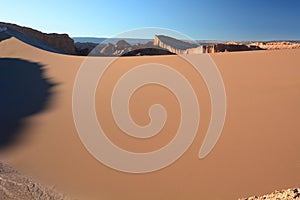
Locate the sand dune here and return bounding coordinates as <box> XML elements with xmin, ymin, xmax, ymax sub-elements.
<box><xmin>0</xmin><ymin>37</ymin><xmax>300</xmax><ymax>199</ymax></box>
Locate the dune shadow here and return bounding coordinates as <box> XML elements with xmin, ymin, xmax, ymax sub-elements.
<box><xmin>0</xmin><ymin>58</ymin><xmax>55</xmax><ymax>149</ymax></box>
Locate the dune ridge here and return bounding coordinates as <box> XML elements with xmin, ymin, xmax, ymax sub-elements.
<box><xmin>0</xmin><ymin>22</ymin><xmax>75</xmax><ymax>54</ymax></box>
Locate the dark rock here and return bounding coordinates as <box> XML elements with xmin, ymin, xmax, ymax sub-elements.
<box><xmin>122</xmin><ymin>47</ymin><xmax>174</xmax><ymax>56</ymax></box>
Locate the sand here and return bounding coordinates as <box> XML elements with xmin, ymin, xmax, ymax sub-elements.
<box><xmin>0</xmin><ymin>37</ymin><xmax>300</xmax><ymax>200</ymax></box>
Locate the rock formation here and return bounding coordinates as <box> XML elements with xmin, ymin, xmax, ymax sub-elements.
<box><xmin>99</xmin><ymin>43</ymin><xmax>116</xmax><ymax>56</ymax></box>
<box><xmin>3</xmin><ymin>22</ymin><xmax>299</xmax><ymax>56</ymax></box>
<box><xmin>113</xmin><ymin>40</ymin><xmax>132</xmax><ymax>55</ymax></box>
<box><xmin>115</xmin><ymin>40</ymin><xmax>131</xmax><ymax>50</ymax></box>
<box><xmin>122</xmin><ymin>48</ymin><xmax>175</xmax><ymax>56</ymax></box>
<box><xmin>207</xmin><ymin>43</ymin><xmax>252</xmax><ymax>53</ymax></box>
<box><xmin>74</xmin><ymin>42</ymin><xmax>98</xmax><ymax>56</ymax></box>
<box><xmin>248</xmin><ymin>41</ymin><xmax>300</xmax><ymax>50</ymax></box>
<box><xmin>0</xmin><ymin>22</ymin><xmax>75</xmax><ymax>54</ymax></box>
<box><xmin>0</xmin><ymin>162</ymin><xmax>70</xmax><ymax>199</ymax></box>
<box><xmin>154</xmin><ymin>35</ymin><xmax>204</xmax><ymax>54</ymax></box>
<box><xmin>239</xmin><ymin>188</ymin><xmax>300</xmax><ymax>200</ymax></box>
<box><xmin>76</xmin><ymin>39</ymin><xmax>174</xmax><ymax>56</ymax></box>
<box><xmin>154</xmin><ymin>35</ymin><xmax>300</xmax><ymax>54</ymax></box>
<box><xmin>154</xmin><ymin>35</ymin><xmax>254</xmax><ymax>54</ymax></box>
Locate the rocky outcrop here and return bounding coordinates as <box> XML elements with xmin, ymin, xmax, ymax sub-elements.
<box><xmin>214</xmin><ymin>43</ymin><xmax>251</xmax><ymax>52</ymax></box>
<box><xmin>122</xmin><ymin>48</ymin><xmax>175</xmax><ymax>56</ymax></box>
<box><xmin>76</xmin><ymin>39</ymin><xmax>173</xmax><ymax>56</ymax></box>
<box><xmin>0</xmin><ymin>26</ymin><xmax>7</xmax><ymax>32</ymax></box>
<box><xmin>0</xmin><ymin>162</ymin><xmax>70</xmax><ymax>199</ymax></box>
<box><xmin>75</xmin><ymin>42</ymin><xmax>98</xmax><ymax>56</ymax></box>
<box><xmin>154</xmin><ymin>35</ymin><xmax>254</xmax><ymax>54</ymax></box>
<box><xmin>115</xmin><ymin>40</ymin><xmax>131</xmax><ymax>50</ymax></box>
<box><xmin>248</xmin><ymin>41</ymin><xmax>300</xmax><ymax>50</ymax></box>
<box><xmin>204</xmin><ymin>43</ymin><xmax>264</xmax><ymax>53</ymax></box>
<box><xmin>114</xmin><ymin>40</ymin><xmax>132</xmax><ymax>55</ymax></box>
<box><xmin>84</xmin><ymin>35</ymin><xmax>268</xmax><ymax>56</ymax></box>
<box><xmin>2</xmin><ymin>22</ymin><xmax>299</xmax><ymax>55</ymax></box>
<box><xmin>154</xmin><ymin>35</ymin><xmax>300</xmax><ymax>54</ymax></box>
<box><xmin>239</xmin><ymin>188</ymin><xmax>300</xmax><ymax>200</ymax></box>
<box><xmin>0</xmin><ymin>22</ymin><xmax>75</xmax><ymax>54</ymax></box>
<box><xmin>154</xmin><ymin>35</ymin><xmax>204</xmax><ymax>54</ymax></box>
<box><xmin>203</xmin><ymin>45</ymin><xmax>215</xmax><ymax>53</ymax></box>
<box><xmin>99</xmin><ymin>43</ymin><xmax>116</xmax><ymax>56</ymax></box>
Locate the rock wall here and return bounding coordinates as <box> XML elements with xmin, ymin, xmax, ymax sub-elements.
<box><xmin>154</xmin><ymin>35</ymin><xmax>204</xmax><ymax>54</ymax></box>
<box><xmin>0</xmin><ymin>22</ymin><xmax>75</xmax><ymax>54</ymax></box>
<box><xmin>249</xmin><ymin>41</ymin><xmax>300</xmax><ymax>50</ymax></box>
<box><xmin>75</xmin><ymin>42</ymin><xmax>99</xmax><ymax>55</ymax></box>
<box><xmin>204</xmin><ymin>45</ymin><xmax>215</xmax><ymax>53</ymax></box>
<box><xmin>204</xmin><ymin>43</ymin><xmax>255</xmax><ymax>53</ymax></box>
<box><xmin>77</xmin><ymin>40</ymin><xmax>173</xmax><ymax>56</ymax></box>
<box><xmin>214</xmin><ymin>43</ymin><xmax>251</xmax><ymax>52</ymax></box>
<box><xmin>122</xmin><ymin>48</ymin><xmax>175</xmax><ymax>56</ymax></box>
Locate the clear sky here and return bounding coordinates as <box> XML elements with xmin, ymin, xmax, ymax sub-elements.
<box><xmin>1</xmin><ymin>0</ymin><xmax>299</xmax><ymax>40</ymax></box>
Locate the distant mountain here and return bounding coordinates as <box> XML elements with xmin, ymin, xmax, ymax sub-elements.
<box><xmin>75</xmin><ymin>39</ymin><xmax>174</xmax><ymax>56</ymax></box>
<box><xmin>73</xmin><ymin>37</ymin><xmax>153</xmax><ymax>45</ymax></box>
<box><xmin>196</xmin><ymin>40</ymin><xmax>229</xmax><ymax>45</ymax></box>
<box><xmin>72</xmin><ymin>37</ymin><xmax>106</xmax><ymax>44</ymax></box>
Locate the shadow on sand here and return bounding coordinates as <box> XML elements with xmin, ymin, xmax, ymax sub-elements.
<box><xmin>0</xmin><ymin>58</ymin><xmax>55</xmax><ymax>149</ymax></box>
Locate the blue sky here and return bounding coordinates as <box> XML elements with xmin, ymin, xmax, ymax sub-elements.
<box><xmin>1</xmin><ymin>0</ymin><xmax>300</xmax><ymax>40</ymax></box>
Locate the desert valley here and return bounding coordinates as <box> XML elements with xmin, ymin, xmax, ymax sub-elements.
<box><xmin>0</xmin><ymin>21</ymin><xmax>300</xmax><ymax>200</ymax></box>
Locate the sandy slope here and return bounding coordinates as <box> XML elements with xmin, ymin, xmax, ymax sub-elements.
<box><xmin>0</xmin><ymin>37</ymin><xmax>300</xmax><ymax>200</ymax></box>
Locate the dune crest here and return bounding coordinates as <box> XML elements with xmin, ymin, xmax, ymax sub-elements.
<box><xmin>0</xmin><ymin>22</ymin><xmax>75</xmax><ymax>54</ymax></box>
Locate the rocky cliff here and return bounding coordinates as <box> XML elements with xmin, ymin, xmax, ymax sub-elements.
<box><xmin>74</xmin><ymin>42</ymin><xmax>98</xmax><ymax>55</ymax></box>
<box><xmin>0</xmin><ymin>22</ymin><xmax>75</xmax><ymax>54</ymax></box>
<box><xmin>204</xmin><ymin>43</ymin><xmax>252</xmax><ymax>53</ymax></box>
<box><xmin>4</xmin><ymin>22</ymin><xmax>299</xmax><ymax>56</ymax></box>
<box><xmin>248</xmin><ymin>41</ymin><xmax>300</xmax><ymax>50</ymax></box>
<box><xmin>154</xmin><ymin>35</ymin><xmax>300</xmax><ymax>54</ymax></box>
<box><xmin>76</xmin><ymin>40</ymin><xmax>173</xmax><ymax>56</ymax></box>
<box><xmin>154</xmin><ymin>35</ymin><xmax>204</xmax><ymax>54</ymax></box>
<box><xmin>154</xmin><ymin>35</ymin><xmax>252</xmax><ymax>54</ymax></box>
<box><xmin>122</xmin><ymin>47</ymin><xmax>175</xmax><ymax>56</ymax></box>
